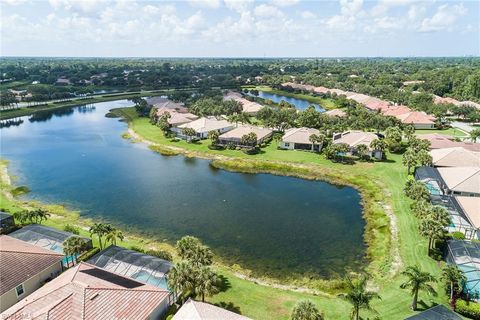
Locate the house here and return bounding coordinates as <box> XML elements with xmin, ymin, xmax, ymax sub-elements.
<box><xmin>404</xmin><ymin>304</ymin><xmax>461</xmax><ymax>320</ymax></box>
<box><xmin>417</xmin><ymin>133</ymin><xmax>480</xmax><ymax>152</ymax></box>
<box><xmin>402</xmin><ymin>80</ymin><xmax>425</xmax><ymax>86</ymax></box>
<box><xmin>146</xmin><ymin>96</ymin><xmax>188</xmax><ymax>113</ymax></box>
<box><xmin>156</xmin><ymin>108</ymin><xmax>199</xmax><ymax>127</ymax></box>
<box><xmin>0</xmin><ymin>212</ymin><xmax>15</xmax><ymax>234</ymax></box>
<box><xmin>430</xmin><ymin>147</ymin><xmax>480</xmax><ymax>168</ymax></box>
<box><xmin>459</xmin><ymin>101</ymin><xmax>480</xmax><ymax>110</ymax></box>
<box><xmin>382</xmin><ymin>105</ymin><xmax>412</xmax><ymax>117</ymax></box>
<box><xmin>223</xmin><ymin>91</ymin><xmax>263</xmax><ymax>114</ymax></box>
<box><xmin>446</xmin><ymin>239</ymin><xmax>480</xmax><ymax>299</ymax></box>
<box><xmin>454</xmin><ymin>196</ymin><xmax>480</xmax><ymax>239</ymax></box>
<box><xmin>0</xmin><ymin>235</ymin><xmax>64</xmax><ymax>312</ymax></box>
<box><xmin>332</xmin><ymin>130</ymin><xmax>383</xmax><ymax>159</ymax></box>
<box><xmin>437</xmin><ymin>167</ymin><xmax>480</xmax><ymax>197</ymax></box>
<box><xmin>324</xmin><ymin>109</ymin><xmax>346</xmax><ymax>117</ymax></box>
<box><xmin>218</xmin><ymin>125</ymin><xmax>273</xmax><ymax>147</ymax></box>
<box><xmin>173</xmin><ymin>117</ymin><xmax>234</xmax><ymax>139</ymax></box>
<box><xmin>434</xmin><ymin>95</ymin><xmax>460</xmax><ymax>106</ymax></box>
<box><xmin>173</xmin><ymin>298</ymin><xmax>251</xmax><ymax>320</ymax></box>
<box><xmin>280</xmin><ymin>127</ymin><xmax>322</xmax><ymax>151</ymax></box>
<box><xmin>55</xmin><ymin>78</ymin><xmax>71</xmax><ymax>85</ymax></box>
<box><xmin>1</xmin><ymin>262</ymin><xmax>172</xmax><ymax>319</ymax></box>
<box><xmin>395</xmin><ymin>111</ymin><xmax>436</xmax><ymax>129</ymax></box>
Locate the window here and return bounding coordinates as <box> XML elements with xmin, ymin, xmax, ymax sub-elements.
<box><xmin>284</xmin><ymin>143</ymin><xmax>290</xmax><ymax>147</ymax></box>
<box><xmin>15</xmin><ymin>284</ymin><xmax>24</xmax><ymax>297</ymax></box>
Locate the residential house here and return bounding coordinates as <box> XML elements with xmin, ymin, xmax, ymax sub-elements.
<box><xmin>437</xmin><ymin>167</ymin><xmax>480</xmax><ymax>197</ymax></box>
<box><xmin>173</xmin><ymin>117</ymin><xmax>234</xmax><ymax>139</ymax></box>
<box><xmin>218</xmin><ymin>125</ymin><xmax>273</xmax><ymax>146</ymax></box>
<box><xmin>332</xmin><ymin>130</ymin><xmax>383</xmax><ymax>159</ymax></box>
<box><xmin>224</xmin><ymin>91</ymin><xmax>263</xmax><ymax>114</ymax></box>
<box><xmin>430</xmin><ymin>147</ymin><xmax>480</xmax><ymax>168</ymax></box>
<box><xmin>146</xmin><ymin>97</ymin><xmax>188</xmax><ymax>113</ymax></box>
<box><xmin>0</xmin><ymin>212</ymin><xmax>15</xmax><ymax>234</ymax></box>
<box><xmin>156</xmin><ymin>108</ymin><xmax>198</xmax><ymax>127</ymax></box>
<box><xmin>280</xmin><ymin>127</ymin><xmax>322</xmax><ymax>151</ymax></box>
<box><xmin>55</xmin><ymin>78</ymin><xmax>71</xmax><ymax>85</ymax></box>
<box><xmin>459</xmin><ymin>101</ymin><xmax>480</xmax><ymax>110</ymax></box>
<box><xmin>402</xmin><ymin>80</ymin><xmax>425</xmax><ymax>86</ymax></box>
<box><xmin>324</xmin><ymin>109</ymin><xmax>346</xmax><ymax>117</ymax></box>
<box><xmin>454</xmin><ymin>196</ymin><xmax>480</xmax><ymax>239</ymax></box>
<box><xmin>0</xmin><ymin>235</ymin><xmax>64</xmax><ymax>312</ymax></box>
<box><xmin>418</xmin><ymin>133</ymin><xmax>480</xmax><ymax>152</ymax></box>
<box><xmin>1</xmin><ymin>262</ymin><xmax>172</xmax><ymax>319</ymax></box>
<box><xmin>173</xmin><ymin>298</ymin><xmax>251</xmax><ymax>320</ymax></box>
<box><xmin>434</xmin><ymin>95</ymin><xmax>460</xmax><ymax>106</ymax></box>
<box><xmin>394</xmin><ymin>111</ymin><xmax>436</xmax><ymax>129</ymax></box>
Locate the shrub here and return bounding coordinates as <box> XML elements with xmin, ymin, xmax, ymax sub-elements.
<box><xmin>451</xmin><ymin>231</ymin><xmax>466</xmax><ymax>240</ymax></box>
<box><xmin>78</xmin><ymin>247</ymin><xmax>100</xmax><ymax>262</ymax></box>
<box><xmin>456</xmin><ymin>299</ymin><xmax>480</xmax><ymax>319</ymax></box>
<box><xmin>226</xmin><ymin>142</ymin><xmax>236</xmax><ymax>150</ymax></box>
<box><xmin>145</xmin><ymin>249</ymin><xmax>173</xmax><ymax>261</ymax></box>
<box><xmin>64</xmin><ymin>224</ymin><xmax>80</xmax><ymax>235</ymax></box>
<box><xmin>242</xmin><ymin>147</ymin><xmax>258</xmax><ymax>155</ymax></box>
<box><xmin>130</xmin><ymin>245</ymin><xmax>145</xmax><ymax>253</ymax></box>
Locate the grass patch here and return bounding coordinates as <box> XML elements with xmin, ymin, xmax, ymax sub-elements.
<box><xmin>11</xmin><ymin>185</ymin><xmax>30</xmax><ymax>196</ymax></box>
<box><xmin>149</xmin><ymin>145</ymin><xmax>180</xmax><ymax>156</ymax></box>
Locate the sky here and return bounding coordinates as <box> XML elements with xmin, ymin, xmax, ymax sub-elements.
<box><xmin>1</xmin><ymin>0</ymin><xmax>479</xmax><ymax>57</ymax></box>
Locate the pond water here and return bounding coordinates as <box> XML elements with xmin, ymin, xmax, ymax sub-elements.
<box><xmin>0</xmin><ymin>100</ymin><xmax>365</xmax><ymax>278</ymax></box>
<box><xmin>248</xmin><ymin>91</ymin><xmax>325</xmax><ymax>112</ymax></box>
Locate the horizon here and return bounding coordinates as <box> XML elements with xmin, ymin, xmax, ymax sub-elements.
<box><xmin>2</xmin><ymin>0</ymin><xmax>479</xmax><ymax>57</ymax></box>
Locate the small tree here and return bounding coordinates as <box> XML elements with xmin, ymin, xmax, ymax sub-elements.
<box><xmin>419</xmin><ymin>217</ymin><xmax>448</xmax><ymax>253</ymax></box>
<box><xmin>404</xmin><ymin>180</ymin><xmax>430</xmax><ymax>201</ymax></box>
<box><xmin>400</xmin><ymin>265</ymin><xmax>437</xmax><ymax>311</ymax></box>
<box><xmin>442</xmin><ymin>264</ymin><xmax>466</xmax><ymax>301</ymax></box>
<box><xmin>207</xmin><ymin>130</ymin><xmax>220</xmax><ymax>146</ymax></box>
<box><xmin>157</xmin><ymin>113</ymin><xmax>171</xmax><ymax>133</ymax></box>
<box><xmin>470</xmin><ymin>128</ymin><xmax>480</xmax><ymax>142</ymax></box>
<box><xmin>240</xmin><ymin>132</ymin><xmax>258</xmax><ymax>147</ymax></box>
<box><xmin>105</xmin><ymin>228</ymin><xmax>124</xmax><ymax>246</ymax></box>
<box><xmin>291</xmin><ymin>300</ymin><xmax>323</xmax><ymax>320</ymax></box>
<box><xmin>63</xmin><ymin>236</ymin><xmax>88</xmax><ymax>265</ymax></box>
<box><xmin>417</xmin><ymin>149</ymin><xmax>433</xmax><ymax>167</ymax></box>
<box><xmin>369</xmin><ymin>139</ymin><xmax>387</xmax><ymax>159</ymax></box>
<box><xmin>402</xmin><ymin>148</ymin><xmax>417</xmax><ymax>174</ymax></box>
<box><xmin>89</xmin><ymin>223</ymin><xmax>113</xmax><ymax>249</ymax></box>
<box><xmin>30</xmin><ymin>209</ymin><xmax>50</xmax><ymax>224</ymax></box>
<box><xmin>167</xmin><ymin>261</ymin><xmax>195</xmax><ymax>304</ymax></box>
<box><xmin>341</xmin><ymin>275</ymin><xmax>381</xmax><ymax>320</ymax></box>
<box><xmin>195</xmin><ymin>266</ymin><xmax>220</xmax><ymax>302</ymax></box>
<box><xmin>182</xmin><ymin>127</ymin><xmax>197</xmax><ymax>143</ymax></box>
<box><xmin>355</xmin><ymin>144</ymin><xmax>370</xmax><ymax>161</ymax></box>
<box><xmin>176</xmin><ymin>235</ymin><xmax>213</xmax><ymax>267</ymax></box>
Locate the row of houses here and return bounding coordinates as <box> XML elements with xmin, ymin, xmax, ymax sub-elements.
<box><xmin>223</xmin><ymin>91</ymin><xmax>264</xmax><ymax>114</ymax></box>
<box><xmin>434</xmin><ymin>95</ymin><xmax>480</xmax><ymax>110</ymax></box>
<box><xmin>0</xmin><ymin>218</ymin><xmax>251</xmax><ymax>319</ymax></box>
<box><xmin>282</xmin><ymin>82</ymin><xmax>437</xmax><ymax>129</ymax></box>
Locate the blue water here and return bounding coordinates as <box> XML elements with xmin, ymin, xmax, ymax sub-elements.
<box><xmin>0</xmin><ymin>100</ymin><xmax>365</xmax><ymax>278</ymax></box>
<box><xmin>247</xmin><ymin>91</ymin><xmax>325</xmax><ymax>111</ymax></box>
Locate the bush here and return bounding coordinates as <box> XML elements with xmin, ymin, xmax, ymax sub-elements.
<box><xmin>452</xmin><ymin>231</ymin><xmax>466</xmax><ymax>240</ymax></box>
<box><xmin>226</xmin><ymin>142</ymin><xmax>236</xmax><ymax>150</ymax></box>
<box><xmin>130</xmin><ymin>245</ymin><xmax>145</xmax><ymax>253</ymax></box>
<box><xmin>456</xmin><ymin>299</ymin><xmax>480</xmax><ymax>319</ymax></box>
<box><xmin>78</xmin><ymin>247</ymin><xmax>100</xmax><ymax>262</ymax></box>
<box><xmin>145</xmin><ymin>249</ymin><xmax>173</xmax><ymax>261</ymax></box>
<box><xmin>64</xmin><ymin>224</ymin><xmax>80</xmax><ymax>235</ymax></box>
<box><xmin>242</xmin><ymin>147</ymin><xmax>258</xmax><ymax>155</ymax></box>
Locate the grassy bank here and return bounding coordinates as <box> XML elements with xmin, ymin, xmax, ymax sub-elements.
<box><xmin>247</xmin><ymin>85</ymin><xmax>338</xmax><ymax>110</ymax></box>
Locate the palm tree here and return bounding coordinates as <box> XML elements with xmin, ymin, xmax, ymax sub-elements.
<box><xmin>340</xmin><ymin>276</ymin><xmax>381</xmax><ymax>320</ymax></box>
<box><xmin>355</xmin><ymin>144</ymin><xmax>370</xmax><ymax>160</ymax></box>
<box><xmin>182</xmin><ymin>127</ymin><xmax>197</xmax><ymax>143</ymax></box>
<box><xmin>89</xmin><ymin>223</ymin><xmax>113</xmax><ymax>249</ymax></box>
<box><xmin>291</xmin><ymin>300</ymin><xmax>323</xmax><ymax>320</ymax></box>
<box><xmin>402</xmin><ymin>148</ymin><xmax>417</xmax><ymax>174</ymax></box>
<box><xmin>469</xmin><ymin>128</ymin><xmax>480</xmax><ymax>142</ymax></box>
<box><xmin>417</xmin><ymin>149</ymin><xmax>433</xmax><ymax>167</ymax></box>
<box><xmin>400</xmin><ymin>265</ymin><xmax>437</xmax><ymax>310</ymax></box>
<box><xmin>105</xmin><ymin>228</ymin><xmax>124</xmax><ymax>246</ymax></box>
<box><xmin>167</xmin><ymin>261</ymin><xmax>195</xmax><ymax>304</ymax></box>
<box><xmin>207</xmin><ymin>130</ymin><xmax>220</xmax><ymax>145</ymax></box>
<box><xmin>63</xmin><ymin>236</ymin><xmax>87</xmax><ymax>265</ymax></box>
<box><xmin>13</xmin><ymin>210</ymin><xmax>30</xmax><ymax>224</ymax></box>
<box><xmin>31</xmin><ymin>209</ymin><xmax>50</xmax><ymax>224</ymax></box>
<box><xmin>369</xmin><ymin>139</ymin><xmax>386</xmax><ymax>159</ymax></box>
<box><xmin>195</xmin><ymin>266</ymin><xmax>220</xmax><ymax>302</ymax></box>
<box><xmin>442</xmin><ymin>264</ymin><xmax>466</xmax><ymax>301</ymax></box>
<box><xmin>419</xmin><ymin>217</ymin><xmax>445</xmax><ymax>253</ymax></box>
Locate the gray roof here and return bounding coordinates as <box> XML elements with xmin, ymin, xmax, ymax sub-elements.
<box><xmin>404</xmin><ymin>305</ymin><xmax>461</xmax><ymax>320</ymax></box>
<box><xmin>0</xmin><ymin>211</ymin><xmax>13</xmax><ymax>221</ymax></box>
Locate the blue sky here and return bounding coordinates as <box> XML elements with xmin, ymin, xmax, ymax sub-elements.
<box><xmin>1</xmin><ymin>0</ymin><xmax>479</xmax><ymax>57</ymax></box>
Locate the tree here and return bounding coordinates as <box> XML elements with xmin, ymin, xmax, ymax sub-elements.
<box><xmin>89</xmin><ymin>223</ymin><xmax>113</xmax><ymax>249</ymax></box>
<box><xmin>402</xmin><ymin>148</ymin><xmax>417</xmax><ymax>174</ymax></box>
<box><xmin>340</xmin><ymin>275</ymin><xmax>381</xmax><ymax>320</ymax></box>
<box><xmin>30</xmin><ymin>209</ymin><xmax>50</xmax><ymax>224</ymax></box>
<box><xmin>355</xmin><ymin>144</ymin><xmax>370</xmax><ymax>161</ymax></box>
<box><xmin>417</xmin><ymin>149</ymin><xmax>433</xmax><ymax>167</ymax></box>
<box><xmin>408</xmin><ymin>137</ymin><xmax>430</xmax><ymax>153</ymax></box>
<box><xmin>176</xmin><ymin>236</ymin><xmax>213</xmax><ymax>267</ymax></box>
<box><xmin>400</xmin><ymin>265</ymin><xmax>437</xmax><ymax>311</ymax></box>
<box><xmin>63</xmin><ymin>236</ymin><xmax>88</xmax><ymax>265</ymax></box>
<box><xmin>195</xmin><ymin>266</ymin><xmax>220</xmax><ymax>302</ymax></box>
<box><xmin>105</xmin><ymin>228</ymin><xmax>124</xmax><ymax>246</ymax></box>
<box><xmin>291</xmin><ymin>300</ymin><xmax>323</xmax><ymax>320</ymax></box>
<box><xmin>470</xmin><ymin>128</ymin><xmax>480</xmax><ymax>142</ymax></box>
<box><xmin>385</xmin><ymin>126</ymin><xmax>403</xmax><ymax>152</ymax></box>
<box><xmin>442</xmin><ymin>264</ymin><xmax>466</xmax><ymax>301</ymax></box>
<box><xmin>404</xmin><ymin>180</ymin><xmax>430</xmax><ymax>201</ymax></box>
<box><xmin>241</xmin><ymin>132</ymin><xmax>258</xmax><ymax>147</ymax></box>
<box><xmin>182</xmin><ymin>127</ymin><xmax>197</xmax><ymax>143</ymax></box>
<box><xmin>410</xmin><ymin>200</ymin><xmax>430</xmax><ymax>218</ymax></box>
<box><xmin>369</xmin><ymin>139</ymin><xmax>387</xmax><ymax>159</ymax></box>
<box><xmin>419</xmin><ymin>216</ymin><xmax>448</xmax><ymax>253</ymax></box>
<box><xmin>157</xmin><ymin>112</ymin><xmax>171</xmax><ymax>133</ymax></box>
<box><xmin>207</xmin><ymin>130</ymin><xmax>220</xmax><ymax>146</ymax></box>
<box><xmin>13</xmin><ymin>210</ymin><xmax>30</xmax><ymax>224</ymax></box>
<box><xmin>167</xmin><ymin>261</ymin><xmax>195</xmax><ymax>304</ymax></box>
<box><xmin>309</xmin><ymin>134</ymin><xmax>324</xmax><ymax>152</ymax></box>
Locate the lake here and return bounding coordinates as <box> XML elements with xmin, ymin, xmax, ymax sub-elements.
<box><xmin>0</xmin><ymin>100</ymin><xmax>365</xmax><ymax>278</ymax></box>
<box><xmin>248</xmin><ymin>91</ymin><xmax>325</xmax><ymax>112</ymax></box>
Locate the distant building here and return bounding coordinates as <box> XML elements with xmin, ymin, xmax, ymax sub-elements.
<box><xmin>173</xmin><ymin>117</ymin><xmax>234</xmax><ymax>139</ymax></box>
<box><xmin>55</xmin><ymin>78</ymin><xmax>71</xmax><ymax>85</ymax></box>
<box><xmin>279</xmin><ymin>127</ymin><xmax>322</xmax><ymax>151</ymax></box>
<box><xmin>146</xmin><ymin>96</ymin><xmax>188</xmax><ymax>113</ymax></box>
<box><xmin>417</xmin><ymin>133</ymin><xmax>480</xmax><ymax>152</ymax></box>
<box><xmin>402</xmin><ymin>80</ymin><xmax>425</xmax><ymax>86</ymax></box>
<box><xmin>332</xmin><ymin>130</ymin><xmax>383</xmax><ymax>159</ymax></box>
<box><xmin>218</xmin><ymin>125</ymin><xmax>273</xmax><ymax>147</ymax></box>
<box><xmin>433</xmin><ymin>95</ymin><xmax>460</xmax><ymax>106</ymax></box>
<box><xmin>430</xmin><ymin>147</ymin><xmax>480</xmax><ymax>168</ymax></box>
<box><xmin>324</xmin><ymin>109</ymin><xmax>346</xmax><ymax>117</ymax></box>
<box><xmin>2</xmin><ymin>262</ymin><xmax>172</xmax><ymax>319</ymax></box>
<box><xmin>394</xmin><ymin>111</ymin><xmax>436</xmax><ymax>129</ymax></box>
<box><xmin>173</xmin><ymin>298</ymin><xmax>251</xmax><ymax>320</ymax></box>
<box><xmin>0</xmin><ymin>235</ymin><xmax>64</xmax><ymax>312</ymax></box>
<box><xmin>156</xmin><ymin>108</ymin><xmax>199</xmax><ymax>127</ymax></box>
<box><xmin>223</xmin><ymin>91</ymin><xmax>263</xmax><ymax>114</ymax></box>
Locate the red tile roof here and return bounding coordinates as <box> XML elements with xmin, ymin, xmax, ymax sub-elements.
<box><xmin>0</xmin><ymin>236</ymin><xmax>64</xmax><ymax>296</ymax></box>
<box><xmin>2</xmin><ymin>262</ymin><xmax>171</xmax><ymax>320</ymax></box>
<box><xmin>395</xmin><ymin>111</ymin><xmax>436</xmax><ymax>125</ymax></box>
<box><xmin>417</xmin><ymin>134</ymin><xmax>480</xmax><ymax>152</ymax></box>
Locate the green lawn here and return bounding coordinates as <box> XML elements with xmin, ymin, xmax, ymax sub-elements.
<box><xmin>415</xmin><ymin>127</ymin><xmax>469</xmax><ymax>138</ymax></box>
<box><xmin>0</xmin><ymin>109</ymin><xmax>451</xmax><ymax>319</ymax></box>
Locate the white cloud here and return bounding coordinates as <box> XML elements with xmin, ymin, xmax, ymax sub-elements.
<box><xmin>419</xmin><ymin>4</ymin><xmax>467</xmax><ymax>32</ymax></box>
<box><xmin>269</xmin><ymin>0</ymin><xmax>300</xmax><ymax>7</ymax></box>
<box><xmin>48</xmin><ymin>0</ymin><xmax>104</xmax><ymax>12</ymax></box>
<box><xmin>189</xmin><ymin>0</ymin><xmax>221</xmax><ymax>9</ymax></box>
<box><xmin>2</xmin><ymin>0</ymin><xmax>27</xmax><ymax>5</ymax></box>
<box><xmin>324</xmin><ymin>0</ymin><xmax>364</xmax><ymax>32</ymax></box>
<box><xmin>300</xmin><ymin>10</ymin><xmax>316</xmax><ymax>19</ymax></box>
<box><xmin>254</xmin><ymin>4</ymin><xmax>284</xmax><ymax>18</ymax></box>
<box><xmin>224</xmin><ymin>0</ymin><xmax>254</xmax><ymax>13</ymax></box>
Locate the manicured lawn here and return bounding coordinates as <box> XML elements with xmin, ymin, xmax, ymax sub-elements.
<box><xmin>0</xmin><ymin>110</ymin><xmax>450</xmax><ymax>319</ymax></box>
<box><xmin>415</xmin><ymin>127</ymin><xmax>469</xmax><ymax>138</ymax></box>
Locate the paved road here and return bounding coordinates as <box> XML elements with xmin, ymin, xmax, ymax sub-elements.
<box><xmin>451</xmin><ymin>121</ymin><xmax>475</xmax><ymax>133</ymax></box>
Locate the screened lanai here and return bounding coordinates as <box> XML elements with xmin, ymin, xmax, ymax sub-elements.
<box><xmin>431</xmin><ymin>195</ymin><xmax>477</xmax><ymax>239</ymax></box>
<box><xmin>88</xmin><ymin>245</ymin><xmax>172</xmax><ymax>290</ymax></box>
<box><xmin>446</xmin><ymin>240</ymin><xmax>480</xmax><ymax>299</ymax></box>
<box><xmin>414</xmin><ymin>166</ymin><xmax>444</xmax><ymax>196</ymax></box>
<box><xmin>9</xmin><ymin>224</ymin><xmax>92</xmax><ymax>254</ymax></box>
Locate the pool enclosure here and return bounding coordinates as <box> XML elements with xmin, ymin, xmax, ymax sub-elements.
<box><xmin>88</xmin><ymin>245</ymin><xmax>172</xmax><ymax>290</ymax></box>
<box><xmin>431</xmin><ymin>195</ymin><xmax>477</xmax><ymax>239</ymax></box>
<box><xmin>0</xmin><ymin>211</ymin><xmax>15</xmax><ymax>234</ymax></box>
<box><xmin>414</xmin><ymin>166</ymin><xmax>444</xmax><ymax>196</ymax></box>
<box><xmin>446</xmin><ymin>240</ymin><xmax>480</xmax><ymax>299</ymax></box>
<box><xmin>9</xmin><ymin>224</ymin><xmax>92</xmax><ymax>260</ymax></box>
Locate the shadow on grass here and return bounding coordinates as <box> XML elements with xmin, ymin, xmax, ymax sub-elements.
<box><xmin>416</xmin><ymin>300</ymin><xmax>439</xmax><ymax>311</ymax></box>
<box><xmin>217</xmin><ymin>274</ymin><xmax>232</xmax><ymax>293</ymax></box>
<box><xmin>214</xmin><ymin>301</ymin><xmax>242</xmax><ymax>315</ymax></box>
